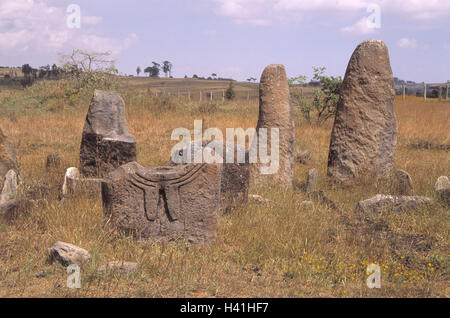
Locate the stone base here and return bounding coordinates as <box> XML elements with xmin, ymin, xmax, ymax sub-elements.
<box><xmin>80</xmin><ymin>134</ymin><xmax>137</xmax><ymax>178</ymax></box>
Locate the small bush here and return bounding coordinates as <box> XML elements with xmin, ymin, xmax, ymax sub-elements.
<box><xmin>225</xmin><ymin>81</ymin><xmax>235</xmax><ymax>100</ymax></box>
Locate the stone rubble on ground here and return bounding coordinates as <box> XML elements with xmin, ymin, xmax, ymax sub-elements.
<box><xmin>356</xmin><ymin>194</ymin><xmax>433</xmax><ymax>214</ymax></box>
<box><xmin>47</xmin><ymin>242</ymin><xmax>91</xmax><ymax>266</ymax></box>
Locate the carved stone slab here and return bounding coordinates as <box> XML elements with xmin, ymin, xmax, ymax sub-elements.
<box><xmin>102</xmin><ymin>162</ymin><xmax>221</xmax><ymax>244</ymax></box>
<box><xmin>170</xmin><ymin>140</ymin><xmax>250</xmax><ymax>212</ymax></box>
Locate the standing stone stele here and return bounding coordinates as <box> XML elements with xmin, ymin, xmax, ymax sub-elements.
<box><xmin>327</xmin><ymin>40</ymin><xmax>397</xmax><ymax>184</ymax></box>
<box><xmin>0</xmin><ymin>170</ymin><xmax>18</xmax><ymax>204</ymax></box>
<box><xmin>80</xmin><ymin>90</ymin><xmax>137</xmax><ymax>178</ymax></box>
<box><xmin>0</xmin><ymin>127</ymin><xmax>19</xmax><ymax>185</ymax></box>
<box><xmin>251</xmin><ymin>64</ymin><xmax>294</xmax><ymax>188</ymax></box>
<box><xmin>102</xmin><ymin>162</ymin><xmax>221</xmax><ymax>244</ymax></box>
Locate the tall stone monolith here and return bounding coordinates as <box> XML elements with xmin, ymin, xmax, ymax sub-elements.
<box><xmin>251</xmin><ymin>64</ymin><xmax>294</xmax><ymax>188</ymax></box>
<box><xmin>327</xmin><ymin>40</ymin><xmax>397</xmax><ymax>184</ymax></box>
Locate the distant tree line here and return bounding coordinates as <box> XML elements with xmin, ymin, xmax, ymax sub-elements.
<box><xmin>137</xmin><ymin>61</ymin><xmax>173</xmax><ymax>78</ymax></box>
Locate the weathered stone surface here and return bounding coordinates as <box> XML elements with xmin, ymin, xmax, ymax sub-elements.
<box><xmin>0</xmin><ymin>198</ymin><xmax>32</xmax><ymax>223</ymax></box>
<box><xmin>170</xmin><ymin>140</ymin><xmax>250</xmax><ymax>212</ymax></box>
<box><xmin>306</xmin><ymin>168</ymin><xmax>318</xmax><ymax>193</ymax></box>
<box><xmin>46</xmin><ymin>152</ymin><xmax>61</xmax><ymax>170</ymax></box>
<box><xmin>62</xmin><ymin>167</ymin><xmax>103</xmax><ymax>197</ymax></box>
<box><xmin>299</xmin><ymin>201</ymin><xmax>315</xmax><ymax>211</ymax></box>
<box><xmin>393</xmin><ymin>170</ymin><xmax>414</xmax><ymax>195</ymax></box>
<box><xmin>435</xmin><ymin>176</ymin><xmax>450</xmax><ymax>207</ymax></box>
<box><xmin>47</xmin><ymin>242</ymin><xmax>91</xmax><ymax>266</ymax></box>
<box><xmin>327</xmin><ymin>40</ymin><xmax>397</xmax><ymax>184</ymax></box>
<box><xmin>80</xmin><ymin>90</ymin><xmax>137</xmax><ymax>178</ymax></box>
<box><xmin>356</xmin><ymin>194</ymin><xmax>432</xmax><ymax>214</ymax></box>
<box><xmin>97</xmin><ymin>261</ymin><xmax>139</xmax><ymax>275</ymax></box>
<box><xmin>102</xmin><ymin>162</ymin><xmax>221</xmax><ymax>244</ymax></box>
<box><xmin>0</xmin><ymin>170</ymin><xmax>18</xmax><ymax>204</ymax></box>
<box><xmin>251</xmin><ymin>64</ymin><xmax>294</xmax><ymax>188</ymax></box>
<box><xmin>0</xmin><ymin>127</ymin><xmax>19</xmax><ymax>185</ymax></box>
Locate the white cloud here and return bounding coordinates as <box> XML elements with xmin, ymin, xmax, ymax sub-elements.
<box><xmin>212</xmin><ymin>0</ymin><xmax>450</xmax><ymax>26</ymax></box>
<box><xmin>340</xmin><ymin>17</ymin><xmax>377</xmax><ymax>35</ymax></box>
<box><xmin>397</xmin><ymin>38</ymin><xmax>428</xmax><ymax>49</ymax></box>
<box><xmin>0</xmin><ymin>0</ymin><xmax>136</xmax><ymax>57</ymax></box>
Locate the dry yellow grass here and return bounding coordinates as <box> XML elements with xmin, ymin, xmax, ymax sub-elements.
<box><xmin>0</xmin><ymin>82</ymin><xmax>448</xmax><ymax>298</ymax></box>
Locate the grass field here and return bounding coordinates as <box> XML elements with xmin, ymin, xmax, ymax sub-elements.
<box><xmin>0</xmin><ymin>77</ymin><xmax>448</xmax><ymax>298</ymax></box>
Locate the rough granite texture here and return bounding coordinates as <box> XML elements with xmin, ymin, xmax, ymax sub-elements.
<box><xmin>169</xmin><ymin>140</ymin><xmax>250</xmax><ymax>212</ymax></box>
<box><xmin>327</xmin><ymin>40</ymin><xmax>397</xmax><ymax>184</ymax></box>
<box><xmin>102</xmin><ymin>162</ymin><xmax>221</xmax><ymax>244</ymax></box>
<box><xmin>80</xmin><ymin>90</ymin><xmax>137</xmax><ymax>178</ymax></box>
<box><xmin>251</xmin><ymin>64</ymin><xmax>294</xmax><ymax>188</ymax></box>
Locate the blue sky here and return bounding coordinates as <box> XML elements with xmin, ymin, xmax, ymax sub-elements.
<box><xmin>0</xmin><ymin>0</ymin><xmax>449</xmax><ymax>82</ymax></box>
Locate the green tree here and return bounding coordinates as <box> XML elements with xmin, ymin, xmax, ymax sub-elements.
<box><xmin>144</xmin><ymin>62</ymin><xmax>161</xmax><ymax>78</ymax></box>
<box><xmin>311</xmin><ymin>67</ymin><xmax>342</xmax><ymax>124</ymax></box>
<box><xmin>162</xmin><ymin>61</ymin><xmax>173</xmax><ymax>78</ymax></box>
<box><xmin>136</xmin><ymin>66</ymin><xmax>141</xmax><ymax>76</ymax></box>
<box><xmin>21</xmin><ymin>64</ymin><xmax>32</xmax><ymax>77</ymax></box>
<box><xmin>289</xmin><ymin>67</ymin><xmax>342</xmax><ymax>125</ymax></box>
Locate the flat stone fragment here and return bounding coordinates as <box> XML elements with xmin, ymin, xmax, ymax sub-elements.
<box><xmin>356</xmin><ymin>194</ymin><xmax>432</xmax><ymax>214</ymax></box>
<box><xmin>47</xmin><ymin>242</ymin><xmax>91</xmax><ymax>267</ymax></box>
<box><xmin>62</xmin><ymin>167</ymin><xmax>103</xmax><ymax>197</ymax></box>
<box><xmin>393</xmin><ymin>170</ymin><xmax>414</xmax><ymax>195</ymax></box>
<box><xmin>170</xmin><ymin>140</ymin><xmax>250</xmax><ymax>212</ymax></box>
<box><xmin>102</xmin><ymin>162</ymin><xmax>221</xmax><ymax>244</ymax></box>
<box><xmin>251</xmin><ymin>64</ymin><xmax>294</xmax><ymax>188</ymax></box>
<box><xmin>327</xmin><ymin>40</ymin><xmax>397</xmax><ymax>184</ymax></box>
<box><xmin>0</xmin><ymin>170</ymin><xmax>18</xmax><ymax>204</ymax></box>
<box><xmin>80</xmin><ymin>90</ymin><xmax>137</xmax><ymax>178</ymax></box>
<box><xmin>97</xmin><ymin>261</ymin><xmax>139</xmax><ymax>275</ymax></box>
